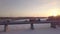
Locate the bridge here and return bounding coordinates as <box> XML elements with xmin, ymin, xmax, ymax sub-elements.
<box><xmin>0</xmin><ymin>17</ymin><xmax>60</xmax><ymax>32</ymax></box>
<box><xmin>0</xmin><ymin>19</ymin><xmax>58</xmax><ymax>32</ymax></box>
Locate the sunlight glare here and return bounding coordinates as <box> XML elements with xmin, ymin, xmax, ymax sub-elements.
<box><xmin>52</xmin><ymin>10</ymin><xmax>57</xmax><ymax>16</ymax></box>
<box><xmin>49</xmin><ymin>8</ymin><xmax>58</xmax><ymax>16</ymax></box>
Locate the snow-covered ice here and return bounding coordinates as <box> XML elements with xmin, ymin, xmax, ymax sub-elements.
<box><xmin>0</xmin><ymin>23</ymin><xmax>60</xmax><ymax>34</ymax></box>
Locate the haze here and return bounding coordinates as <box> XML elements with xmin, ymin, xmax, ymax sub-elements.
<box><xmin>0</xmin><ymin>0</ymin><xmax>60</xmax><ymax>17</ymax></box>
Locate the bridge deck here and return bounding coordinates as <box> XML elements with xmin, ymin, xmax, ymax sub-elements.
<box><xmin>0</xmin><ymin>21</ymin><xmax>55</xmax><ymax>25</ymax></box>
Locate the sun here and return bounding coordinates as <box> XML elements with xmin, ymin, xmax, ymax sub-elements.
<box><xmin>49</xmin><ymin>8</ymin><xmax>58</xmax><ymax>16</ymax></box>
<box><xmin>52</xmin><ymin>11</ymin><xmax>57</xmax><ymax>16</ymax></box>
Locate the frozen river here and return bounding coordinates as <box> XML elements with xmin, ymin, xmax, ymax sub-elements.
<box><xmin>0</xmin><ymin>23</ymin><xmax>60</xmax><ymax>34</ymax></box>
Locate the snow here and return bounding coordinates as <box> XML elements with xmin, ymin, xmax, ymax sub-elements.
<box><xmin>0</xmin><ymin>23</ymin><xmax>60</xmax><ymax>34</ymax></box>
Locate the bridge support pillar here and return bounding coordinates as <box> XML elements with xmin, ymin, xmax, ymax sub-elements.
<box><xmin>31</xmin><ymin>23</ymin><xmax>34</xmax><ymax>30</ymax></box>
<box><xmin>51</xmin><ymin>22</ymin><xmax>56</xmax><ymax>28</ymax></box>
<box><xmin>4</xmin><ymin>24</ymin><xmax>8</xmax><ymax>32</ymax></box>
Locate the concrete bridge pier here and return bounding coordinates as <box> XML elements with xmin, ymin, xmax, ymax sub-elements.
<box><xmin>51</xmin><ymin>22</ymin><xmax>56</xmax><ymax>28</ymax></box>
<box><xmin>30</xmin><ymin>22</ymin><xmax>34</xmax><ymax>30</ymax></box>
<box><xmin>4</xmin><ymin>20</ymin><xmax>10</xmax><ymax>32</ymax></box>
<box><xmin>4</xmin><ymin>24</ymin><xmax>8</xmax><ymax>32</ymax></box>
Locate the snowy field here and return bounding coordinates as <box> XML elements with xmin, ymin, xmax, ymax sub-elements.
<box><xmin>0</xmin><ymin>23</ymin><xmax>60</xmax><ymax>34</ymax></box>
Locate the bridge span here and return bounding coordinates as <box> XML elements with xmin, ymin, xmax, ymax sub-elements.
<box><xmin>0</xmin><ymin>19</ymin><xmax>59</xmax><ymax>32</ymax></box>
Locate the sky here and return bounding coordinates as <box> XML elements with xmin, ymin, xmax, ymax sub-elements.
<box><xmin>0</xmin><ymin>0</ymin><xmax>60</xmax><ymax>17</ymax></box>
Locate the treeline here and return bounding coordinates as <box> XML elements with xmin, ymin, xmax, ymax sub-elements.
<box><xmin>47</xmin><ymin>16</ymin><xmax>60</xmax><ymax>21</ymax></box>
